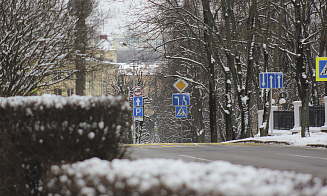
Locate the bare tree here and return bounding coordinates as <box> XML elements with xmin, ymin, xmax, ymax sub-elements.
<box><xmin>0</xmin><ymin>0</ymin><xmax>77</xmax><ymax>97</ymax></box>
<box><xmin>137</xmin><ymin>0</ymin><xmax>325</xmax><ymax>142</ymax></box>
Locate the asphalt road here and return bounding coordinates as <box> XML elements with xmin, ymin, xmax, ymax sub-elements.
<box><xmin>126</xmin><ymin>143</ymin><xmax>327</xmax><ymax>179</ymax></box>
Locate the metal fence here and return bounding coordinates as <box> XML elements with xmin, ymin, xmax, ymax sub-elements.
<box><xmin>273</xmin><ymin>106</ymin><xmax>325</xmax><ymax>130</ymax></box>
<box><xmin>274</xmin><ymin>111</ymin><xmax>294</xmax><ymax>130</ymax></box>
<box><xmin>307</xmin><ymin>106</ymin><xmax>325</xmax><ymax>127</ymax></box>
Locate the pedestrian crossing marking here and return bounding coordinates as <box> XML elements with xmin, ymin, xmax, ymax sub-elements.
<box><xmin>320</xmin><ymin>62</ymin><xmax>327</xmax><ymax>76</ymax></box>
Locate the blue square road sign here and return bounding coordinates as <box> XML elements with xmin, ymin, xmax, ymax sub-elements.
<box><xmin>134</xmin><ymin>107</ymin><xmax>143</xmax><ymax>117</ymax></box>
<box><xmin>172</xmin><ymin>93</ymin><xmax>190</xmax><ymax>106</ymax></box>
<box><xmin>260</xmin><ymin>72</ymin><xmax>283</xmax><ymax>89</ymax></box>
<box><xmin>175</xmin><ymin>106</ymin><xmax>187</xmax><ymax>118</ymax></box>
<box><xmin>133</xmin><ymin>97</ymin><xmax>143</xmax><ymax>107</ymax></box>
<box><xmin>316</xmin><ymin>57</ymin><xmax>327</xmax><ymax>81</ymax></box>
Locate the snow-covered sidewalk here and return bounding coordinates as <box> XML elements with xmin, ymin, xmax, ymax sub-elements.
<box><xmin>227</xmin><ymin>131</ymin><xmax>327</xmax><ymax>147</ymax></box>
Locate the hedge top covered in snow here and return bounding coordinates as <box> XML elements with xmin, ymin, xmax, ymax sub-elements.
<box><xmin>0</xmin><ymin>94</ymin><xmax>131</xmax><ymax>111</ymax></box>
<box><xmin>46</xmin><ymin>157</ymin><xmax>327</xmax><ymax>196</ymax></box>
<box><xmin>0</xmin><ymin>94</ymin><xmax>132</xmax><ymax>195</ymax></box>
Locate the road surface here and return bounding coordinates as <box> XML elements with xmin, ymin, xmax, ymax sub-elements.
<box><xmin>126</xmin><ymin>143</ymin><xmax>327</xmax><ymax>179</ymax></box>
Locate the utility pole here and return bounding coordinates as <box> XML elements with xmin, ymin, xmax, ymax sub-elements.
<box><xmin>131</xmin><ymin>59</ymin><xmax>138</xmax><ymax>144</ymax></box>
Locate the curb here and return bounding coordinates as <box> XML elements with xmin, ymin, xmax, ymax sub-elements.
<box><xmin>230</xmin><ymin>140</ymin><xmax>291</xmax><ymax>145</ymax></box>
<box><xmin>123</xmin><ymin>142</ymin><xmax>265</xmax><ymax>147</ymax></box>
<box><xmin>123</xmin><ymin>142</ymin><xmax>327</xmax><ymax>148</ymax></box>
<box><xmin>230</xmin><ymin>140</ymin><xmax>327</xmax><ymax>148</ymax></box>
<box><xmin>306</xmin><ymin>144</ymin><xmax>327</xmax><ymax>148</ymax></box>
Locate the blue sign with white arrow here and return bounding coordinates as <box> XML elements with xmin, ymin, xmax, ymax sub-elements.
<box><xmin>172</xmin><ymin>93</ymin><xmax>190</xmax><ymax>106</ymax></box>
<box><xmin>133</xmin><ymin>97</ymin><xmax>143</xmax><ymax>107</ymax></box>
<box><xmin>260</xmin><ymin>72</ymin><xmax>283</xmax><ymax>89</ymax></box>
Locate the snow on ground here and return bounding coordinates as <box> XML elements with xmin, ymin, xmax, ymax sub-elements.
<box><xmin>227</xmin><ymin>131</ymin><xmax>327</xmax><ymax>147</ymax></box>
<box><xmin>51</xmin><ymin>157</ymin><xmax>327</xmax><ymax>196</ymax></box>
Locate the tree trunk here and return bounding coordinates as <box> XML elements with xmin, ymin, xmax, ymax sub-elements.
<box><xmin>294</xmin><ymin>0</ymin><xmax>309</xmax><ymax>137</ymax></box>
<box><xmin>192</xmin><ymin>83</ymin><xmax>205</xmax><ymax>143</ymax></box>
<box><xmin>74</xmin><ymin>9</ymin><xmax>87</xmax><ymax>95</ymax></box>
<box><xmin>242</xmin><ymin>0</ymin><xmax>256</xmax><ymax>138</ymax></box>
<box><xmin>319</xmin><ymin>3</ymin><xmax>327</xmax><ymax>58</ymax></box>
<box><xmin>222</xmin><ymin>0</ymin><xmax>233</xmax><ymax>141</ymax></box>
<box><xmin>260</xmin><ymin>43</ymin><xmax>270</xmax><ymax>136</ymax></box>
<box><xmin>225</xmin><ymin>69</ymin><xmax>232</xmax><ymax>141</ymax></box>
<box><xmin>319</xmin><ymin>4</ymin><xmax>327</xmax><ymax>95</ymax></box>
<box><xmin>202</xmin><ymin>0</ymin><xmax>217</xmax><ymax>142</ymax></box>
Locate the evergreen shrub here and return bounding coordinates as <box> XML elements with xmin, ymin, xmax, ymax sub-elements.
<box><xmin>0</xmin><ymin>95</ymin><xmax>131</xmax><ymax>196</ymax></box>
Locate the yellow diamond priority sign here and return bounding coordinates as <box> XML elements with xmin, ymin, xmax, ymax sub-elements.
<box><xmin>173</xmin><ymin>79</ymin><xmax>188</xmax><ymax>92</ymax></box>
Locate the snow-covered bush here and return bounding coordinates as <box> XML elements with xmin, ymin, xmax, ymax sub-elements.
<box><xmin>44</xmin><ymin>158</ymin><xmax>327</xmax><ymax>196</ymax></box>
<box><xmin>0</xmin><ymin>95</ymin><xmax>131</xmax><ymax>196</ymax></box>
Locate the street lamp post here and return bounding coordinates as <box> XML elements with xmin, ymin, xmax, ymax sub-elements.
<box><xmin>120</xmin><ymin>41</ymin><xmax>139</xmax><ymax>144</ymax></box>
<box><xmin>130</xmin><ymin>59</ymin><xmax>138</xmax><ymax>144</ymax></box>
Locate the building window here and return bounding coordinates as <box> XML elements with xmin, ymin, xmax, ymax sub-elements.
<box><xmin>54</xmin><ymin>89</ymin><xmax>62</xmax><ymax>95</ymax></box>
<box><xmin>67</xmin><ymin>88</ymin><xmax>74</xmax><ymax>96</ymax></box>
<box><xmin>54</xmin><ymin>71</ymin><xmax>61</xmax><ymax>80</ymax></box>
<box><xmin>69</xmin><ymin>74</ymin><xmax>74</xmax><ymax>80</ymax></box>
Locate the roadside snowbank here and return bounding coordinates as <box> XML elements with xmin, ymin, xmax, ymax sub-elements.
<box><xmin>228</xmin><ymin>131</ymin><xmax>327</xmax><ymax>147</ymax></box>
<box><xmin>46</xmin><ymin>157</ymin><xmax>327</xmax><ymax>196</ymax></box>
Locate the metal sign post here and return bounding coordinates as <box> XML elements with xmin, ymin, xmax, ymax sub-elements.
<box><xmin>173</xmin><ymin>79</ymin><xmax>189</xmax><ymax>143</ymax></box>
<box><xmin>259</xmin><ymin>72</ymin><xmax>283</xmax><ymax>135</ymax></box>
<box><xmin>133</xmin><ymin>86</ymin><xmax>143</xmax><ymax>144</ymax></box>
<box><xmin>270</xmin><ymin>88</ymin><xmax>273</xmax><ymax>135</ymax></box>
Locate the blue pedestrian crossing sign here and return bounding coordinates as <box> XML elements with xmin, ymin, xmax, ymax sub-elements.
<box><xmin>316</xmin><ymin>57</ymin><xmax>327</xmax><ymax>81</ymax></box>
<box><xmin>260</xmin><ymin>72</ymin><xmax>283</xmax><ymax>89</ymax></box>
<box><xmin>172</xmin><ymin>93</ymin><xmax>190</xmax><ymax>106</ymax></box>
<box><xmin>133</xmin><ymin>97</ymin><xmax>143</xmax><ymax>107</ymax></box>
<box><xmin>134</xmin><ymin>107</ymin><xmax>143</xmax><ymax>117</ymax></box>
<box><xmin>175</xmin><ymin>106</ymin><xmax>187</xmax><ymax>118</ymax></box>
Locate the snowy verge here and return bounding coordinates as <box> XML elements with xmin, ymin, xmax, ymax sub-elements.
<box><xmin>225</xmin><ymin>132</ymin><xmax>327</xmax><ymax>147</ymax></box>
<box><xmin>45</xmin><ymin>157</ymin><xmax>327</xmax><ymax>196</ymax></box>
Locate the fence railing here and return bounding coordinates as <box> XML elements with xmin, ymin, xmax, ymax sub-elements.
<box><xmin>273</xmin><ymin>106</ymin><xmax>325</xmax><ymax>130</ymax></box>
<box><xmin>307</xmin><ymin>106</ymin><xmax>325</xmax><ymax>127</ymax></box>
<box><xmin>274</xmin><ymin>111</ymin><xmax>294</xmax><ymax>130</ymax></box>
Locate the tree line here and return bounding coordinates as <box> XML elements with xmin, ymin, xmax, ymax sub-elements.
<box><xmin>135</xmin><ymin>0</ymin><xmax>327</xmax><ymax>141</ymax></box>
<box><xmin>0</xmin><ymin>0</ymin><xmax>106</xmax><ymax>97</ymax></box>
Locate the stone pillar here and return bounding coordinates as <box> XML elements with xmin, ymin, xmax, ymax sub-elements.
<box><xmin>269</xmin><ymin>106</ymin><xmax>278</xmax><ymax>135</ymax></box>
<box><xmin>257</xmin><ymin>110</ymin><xmax>263</xmax><ymax>135</ymax></box>
<box><xmin>291</xmin><ymin>101</ymin><xmax>302</xmax><ymax>133</ymax></box>
<box><xmin>320</xmin><ymin>96</ymin><xmax>327</xmax><ymax>132</ymax></box>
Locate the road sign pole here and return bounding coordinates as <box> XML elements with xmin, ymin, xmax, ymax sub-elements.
<box><xmin>138</xmin><ymin>121</ymin><xmax>140</xmax><ymax>144</ymax></box>
<box><xmin>132</xmin><ymin>61</ymin><xmax>135</xmax><ymax>144</ymax></box>
<box><xmin>259</xmin><ymin>72</ymin><xmax>283</xmax><ymax>135</ymax></box>
<box><xmin>270</xmin><ymin>88</ymin><xmax>273</xmax><ymax>135</ymax></box>
<box><xmin>181</xmin><ymin>118</ymin><xmax>183</xmax><ymax>143</ymax></box>
<box><xmin>132</xmin><ymin>122</ymin><xmax>135</xmax><ymax>144</ymax></box>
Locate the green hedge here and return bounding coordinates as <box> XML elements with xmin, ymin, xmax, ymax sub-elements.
<box><xmin>0</xmin><ymin>95</ymin><xmax>132</xmax><ymax>196</ymax></box>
